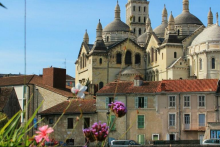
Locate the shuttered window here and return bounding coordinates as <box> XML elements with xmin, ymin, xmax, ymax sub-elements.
<box><xmin>135</xmin><ymin>97</ymin><xmax>147</xmax><ymax>108</ymax></box>
<box><xmin>137</xmin><ymin>134</ymin><xmax>145</xmax><ymax>145</ymax></box>
<box><xmin>138</xmin><ymin>115</ymin><xmax>144</xmax><ymax>129</ymax></box>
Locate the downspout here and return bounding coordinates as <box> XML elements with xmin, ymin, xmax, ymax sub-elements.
<box><xmin>179</xmin><ymin>93</ymin><xmax>181</xmax><ymax>140</ymax></box>
<box><xmin>107</xmin><ymin>53</ymin><xmax>110</xmax><ymax>83</ymax></box>
<box><xmin>217</xmin><ymin>95</ymin><xmax>219</xmax><ymax>122</ymax></box>
<box><xmin>125</xmin><ymin>94</ymin><xmax>127</xmax><ymax>140</ymax></box>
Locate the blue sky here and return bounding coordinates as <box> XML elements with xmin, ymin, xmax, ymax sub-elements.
<box><xmin>0</xmin><ymin>0</ymin><xmax>219</xmax><ymax>77</ymax></box>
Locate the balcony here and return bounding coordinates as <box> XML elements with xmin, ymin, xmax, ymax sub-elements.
<box><xmin>182</xmin><ymin>123</ymin><xmax>206</xmax><ymax>132</ymax></box>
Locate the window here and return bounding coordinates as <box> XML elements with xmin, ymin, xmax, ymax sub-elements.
<box><xmin>99</xmin><ymin>58</ymin><xmax>102</xmax><ymax>64</ymax></box>
<box><xmin>199</xmin><ymin>59</ymin><xmax>202</xmax><ymax>70</ymax></box>
<box><xmin>116</xmin><ymin>53</ymin><xmax>122</xmax><ymax>64</ymax></box>
<box><xmin>152</xmin><ymin>134</ymin><xmax>159</xmax><ymax>141</ymax></box>
<box><xmin>169</xmin><ymin>114</ymin><xmax>175</xmax><ymax>126</ymax></box>
<box><xmin>144</xmin><ymin>7</ymin><xmax>146</xmax><ymax>12</ymax></box>
<box><xmin>169</xmin><ymin>96</ymin><xmax>175</xmax><ymax>107</ymax></box>
<box><xmin>137</xmin><ymin>134</ymin><xmax>145</xmax><ymax>145</ymax></box>
<box><xmin>174</xmin><ymin>52</ymin><xmax>177</xmax><ymax>58</ymax></box>
<box><xmin>139</xmin><ymin>28</ymin><xmax>141</xmax><ymax>35</ymax></box>
<box><xmin>107</xmin><ymin>36</ymin><xmax>109</xmax><ymax>42</ymax></box>
<box><xmin>135</xmin><ymin>97</ymin><xmax>147</xmax><ymax>108</ymax></box>
<box><xmin>84</xmin><ymin>118</ymin><xmax>90</xmax><ymax>128</ymax></box>
<box><xmin>199</xmin><ymin>114</ymin><xmax>205</xmax><ymax>126</ymax></box>
<box><xmin>67</xmin><ymin>118</ymin><xmax>73</xmax><ymax>129</ymax></box>
<box><xmin>110</xmin><ymin>115</ymin><xmax>116</xmax><ymax>131</ymax></box>
<box><xmin>184</xmin><ymin>96</ymin><xmax>190</xmax><ymax>107</ymax></box>
<box><xmin>138</xmin><ymin>17</ymin><xmax>141</xmax><ymax>23</ymax></box>
<box><xmin>144</xmin><ymin>17</ymin><xmax>146</xmax><ymax>23</ymax></box>
<box><xmin>133</xmin><ymin>28</ymin><xmax>136</xmax><ymax>33</ymax></box>
<box><xmin>138</xmin><ymin>115</ymin><xmax>144</xmax><ymax>128</ymax></box>
<box><xmin>99</xmin><ymin>82</ymin><xmax>103</xmax><ymax>90</ymax></box>
<box><xmin>139</xmin><ymin>6</ymin><xmax>141</xmax><ymax>12</ymax></box>
<box><xmin>135</xmin><ymin>54</ymin><xmax>141</xmax><ymax>64</ymax></box>
<box><xmin>125</xmin><ymin>51</ymin><xmax>132</xmax><ymax>65</ymax></box>
<box><xmin>133</xmin><ymin>16</ymin><xmax>135</xmax><ymax>22</ymax></box>
<box><xmin>133</xmin><ymin>6</ymin><xmax>135</xmax><ymax>11</ymax></box>
<box><xmin>151</xmin><ymin>48</ymin><xmax>154</xmax><ymax>62</ymax></box>
<box><xmin>177</xmin><ymin>29</ymin><xmax>180</xmax><ymax>35</ymax></box>
<box><xmin>199</xmin><ymin>96</ymin><xmax>205</xmax><ymax>107</ymax></box>
<box><xmin>184</xmin><ymin>114</ymin><xmax>190</xmax><ymax>129</ymax></box>
<box><xmin>212</xmin><ymin>58</ymin><xmax>215</xmax><ymax>69</ymax></box>
<box><xmin>155</xmin><ymin>50</ymin><xmax>157</xmax><ymax>62</ymax></box>
<box><xmin>106</xmin><ymin>97</ymin><xmax>116</xmax><ymax>108</ymax></box>
<box><xmin>49</xmin><ymin>118</ymin><xmax>54</xmax><ymax>124</ymax></box>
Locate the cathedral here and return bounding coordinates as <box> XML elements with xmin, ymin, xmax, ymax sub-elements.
<box><xmin>75</xmin><ymin>0</ymin><xmax>220</xmax><ymax>90</ymax></box>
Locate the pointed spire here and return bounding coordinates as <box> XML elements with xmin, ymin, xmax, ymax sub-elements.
<box><xmin>216</xmin><ymin>12</ymin><xmax>219</xmax><ymax>26</ymax></box>
<box><xmin>183</xmin><ymin>0</ymin><xmax>189</xmax><ymax>12</ymax></box>
<box><xmin>208</xmin><ymin>7</ymin><xmax>213</xmax><ymax>27</ymax></box>
<box><xmin>168</xmin><ymin>11</ymin><xmax>175</xmax><ymax>33</ymax></box>
<box><xmin>115</xmin><ymin>0</ymin><xmax>121</xmax><ymax>20</ymax></box>
<box><xmin>162</xmin><ymin>4</ymin><xmax>168</xmax><ymax>23</ymax></box>
<box><xmin>83</xmin><ymin>29</ymin><xmax>89</xmax><ymax>44</ymax></box>
<box><xmin>96</xmin><ymin>19</ymin><xmax>103</xmax><ymax>40</ymax></box>
<box><xmin>147</xmin><ymin>25</ymin><xmax>153</xmax><ymax>34</ymax></box>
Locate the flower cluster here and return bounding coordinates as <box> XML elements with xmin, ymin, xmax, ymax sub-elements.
<box><xmin>108</xmin><ymin>101</ymin><xmax>127</xmax><ymax>118</ymax></box>
<box><xmin>83</xmin><ymin>121</ymin><xmax>109</xmax><ymax>142</ymax></box>
<box><xmin>35</xmin><ymin>125</ymin><xmax>54</xmax><ymax>143</ymax></box>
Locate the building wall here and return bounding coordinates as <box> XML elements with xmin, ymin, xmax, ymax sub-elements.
<box><xmin>41</xmin><ymin>114</ymin><xmax>97</xmax><ymax>146</ymax></box>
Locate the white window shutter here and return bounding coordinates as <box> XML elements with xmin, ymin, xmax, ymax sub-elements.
<box><xmin>135</xmin><ymin>97</ymin><xmax>138</xmax><ymax>108</ymax></box>
<box><xmin>144</xmin><ymin>97</ymin><xmax>147</xmax><ymax>108</ymax></box>
<box><xmin>166</xmin><ymin>134</ymin><xmax>170</xmax><ymax>140</ymax></box>
<box><xmin>106</xmin><ymin>97</ymin><xmax>109</xmax><ymax>108</ymax></box>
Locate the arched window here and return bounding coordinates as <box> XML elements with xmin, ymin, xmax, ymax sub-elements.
<box><xmin>116</xmin><ymin>53</ymin><xmax>122</xmax><ymax>64</ymax></box>
<box><xmin>199</xmin><ymin>59</ymin><xmax>202</xmax><ymax>70</ymax></box>
<box><xmin>139</xmin><ymin>28</ymin><xmax>141</xmax><ymax>35</ymax></box>
<box><xmin>99</xmin><ymin>58</ymin><xmax>102</xmax><ymax>64</ymax></box>
<box><xmin>212</xmin><ymin>58</ymin><xmax>215</xmax><ymax>69</ymax></box>
<box><xmin>138</xmin><ymin>17</ymin><xmax>141</xmax><ymax>23</ymax></box>
<box><xmin>133</xmin><ymin>28</ymin><xmax>136</xmax><ymax>33</ymax></box>
<box><xmin>133</xmin><ymin>6</ymin><xmax>135</xmax><ymax>11</ymax></box>
<box><xmin>125</xmin><ymin>51</ymin><xmax>132</xmax><ymax>65</ymax></box>
<box><xmin>99</xmin><ymin>82</ymin><xmax>104</xmax><ymax>90</ymax></box>
<box><xmin>144</xmin><ymin>17</ymin><xmax>146</xmax><ymax>23</ymax></box>
<box><xmin>144</xmin><ymin>7</ymin><xmax>146</xmax><ymax>12</ymax></box>
<box><xmin>135</xmin><ymin>54</ymin><xmax>141</xmax><ymax>64</ymax></box>
<box><xmin>139</xmin><ymin>6</ymin><xmax>141</xmax><ymax>12</ymax></box>
<box><xmin>174</xmin><ymin>52</ymin><xmax>177</xmax><ymax>58</ymax></box>
<box><xmin>133</xmin><ymin>16</ymin><xmax>135</xmax><ymax>22</ymax></box>
<box><xmin>107</xmin><ymin>36</ymin><xmax>109</xmax><ymax>42</ymax></box>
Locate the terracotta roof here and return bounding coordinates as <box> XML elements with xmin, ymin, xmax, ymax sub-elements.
<box><xmin>39</xmin><ymin>99</ymin><xmax>96</xmax><ymax>115</ymax></box>
<box><xmin>66</xmin><ymin>75</ymin><xmax>75</xmax><ymax>80</ymax></box>
<box><xmin>157</xmin><ymin>79</ymin><xmax>218</xmax><ymax>93</ymax></box>
<box><xmin>97</xmin><ymin>81</ymin><xmax>161</xmax><ymax>94</ymax></box>
<box><xmin>0</xmin><ymin>75</ymin><xmax>34</xmax><ymax>86</ymax></box>
<box><xmin>30</xmin><ymin>75</ymin><xmax>73</xmax><ymax>98</ymax></box>
<box><xmin>0</xmin><ymin>87</ymin><xmax>13</xmax><ymax>111</ymax></box>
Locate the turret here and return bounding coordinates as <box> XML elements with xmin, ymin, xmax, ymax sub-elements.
<box><xmin>145</xmin><ymin>17</ymin><xmax>151</xmax><ymax>31</ymax></box>
<box><xmin>115</xmin><ymin>0</ymin><xmax>120</xmax><ymax>20</ymax></box>
<box><xmin>183</xmin><ymin>0</ymin><xmax>189</xmax><ymax>12</ymax></box>
<box><xmin>162</xmin><ymin>4</ymin><xmax>168</xmax><ymax>23</ymax></box>
<box><xmin>168</xmin><ymin>11</ymin><xmax>175</xmax><ymax>33</ymax></box>
<box><xmin>83</xmin><ymin>29</ymin><xmax>89</xmax><ymax>44</ymax></box>
<box><xmin>96</xmin><ymin>19</ymin><xmax>103</xmax><ymax>40</ymax></box>
<box><xmin>208</xmin><ymin>8</ymin><xmax>213</xmax><ymax>27</ymax></box>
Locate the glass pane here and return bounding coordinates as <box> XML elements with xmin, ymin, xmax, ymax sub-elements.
<box><xmin>199</xmin><ymin>114</ymin><xmax>205</xmax><ymax>126</ymax></box>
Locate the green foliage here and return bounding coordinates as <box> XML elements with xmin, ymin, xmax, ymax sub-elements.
<box><xmin>0</xmin><ymin>101</ymin><xmax>44</xmax><ymax>146</ymax></box>
<box><xmin>0</xmin><ymin>113</ymin><xmax>8</xmax><ymax>129</ymax></box>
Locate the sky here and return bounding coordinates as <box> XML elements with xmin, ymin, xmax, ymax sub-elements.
<box><xmin>0</xmin><ymin>0</ymin><xmax>219</xmax><ymax>77</ymax></box>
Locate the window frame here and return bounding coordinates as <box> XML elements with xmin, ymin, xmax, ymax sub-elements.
<box><xmin>67</xmin><ymin>117</ymin><xmax>74</xmax><ymax>129</ymax></box>
<box><xmin>199</xmin><ymin>58</ymin><xmax>202</xmax><ymax>71</ymax></box>
<box><xmin>152</xmin><ymin>134</ymin><xmax>159</xmax><ymax>141</ymax></box>
<box><xmin>116</xmin><ymin>52</ymin><xmax>122</xmax><ymax>64</ymax></box>
<box><xmin>137</xmin><ymin>115</ymin><xmax>145</xmax><ymax>129</ymax></box>
<box><xmin>211</xmin><ymin>57</ymin><xmax>215</xmax><ymax>69</ymax></box>
<box><xmin>49</xmin><ymin>118</ymin><xmax>54</xmax><ymax>124</ymax></box>
<box><xmin>169</xmin><ymin>113</ymin><xmax>176</xmax><ymax>127</ymax></box>
<box><xmin>135</xmin><ymin>97</ymin><xmax>147</xmax><ymax>109</ymax></box>
<box><xmin>198</xmin><ymin>113</ymin><xmax>206</xmax><ymax>127</ymax></box>
<box><xmin>183</xmin><ymin>95</ymin><xmax>191</xmax><ymax>108</ymax></box>
<box><xmin>198</xmin><ymin>95</ymin><xmax>205</xmax><ymax>108</ymax></box>
<box><xmin>174</xmin><ymin>52</ymin><xmax>177</xmax><ymax>58</ymax></box>
<box><xmin>168</xmin><ymin>96</ymin><xmax>176</xmax><ymax>108</ymax></box>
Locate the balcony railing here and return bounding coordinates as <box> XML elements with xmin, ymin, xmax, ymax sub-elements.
<box><xmin>182</xmin><ymin>123</ymin><xmax>206</xmax><ymax>131</ymax></box>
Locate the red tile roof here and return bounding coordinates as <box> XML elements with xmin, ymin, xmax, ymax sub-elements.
<box><xmin>0</xmin><ymin>87</ymin><xmax>13</xmax><ymax>111</ymax></box>
<box><xmin>97</xmin><ymin>79</ymin><xmax>219</xmax><ymax>94</ymax></box>
<box><xmin>0</xmin><ymin>75</ymin><xmax>34</xmax><ymax>86</ymax></box>
<box><xmin>157</xmin><ymin>79</ymin><xmax>218</xmax><ymax>93</ymax></box>
<box><xmin>39</xmin><ymin>99</ymin><xmax>96</xmax><ymax>115</ymax></box>
<box><xmin>97</xmin><ymin>81</ymin><xmax>161</xmax><ymax>94</ymax></box>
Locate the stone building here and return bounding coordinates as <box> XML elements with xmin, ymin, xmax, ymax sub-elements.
<box><xmin>76</xmin><ymin>0</ymin><xmax>220</xmax><ymax>87</ymax></box>
<box><xmin>96</xmin><ymin>76</ymin><xmax>220</xmax><ymax>145</ymax></box>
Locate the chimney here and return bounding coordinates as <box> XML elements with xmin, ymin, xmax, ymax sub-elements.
<box><xmin>134</xmin><ymin>75</ymin><xmax>143</xmax><ymax>86</ymax></box>
<box><xmin>43</xmin><ymin>67</ymin><xmax>66</xmax><ymax>89</ymax></box>
<box><xmin>161</xmin><ymin>83</ymin><xmax>166</xmax><ymax>91</ymax></box>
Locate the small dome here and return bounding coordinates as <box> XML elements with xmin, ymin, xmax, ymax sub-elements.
<box><xmin>154</xmin><ymin>22</ymin><xmax>167</xmax><ymax>38</ymax></box>
<box><xmin>191</xmin><ymin>24</ymin><xmax>220</xmax><ymax>46</ymax></box>
<box><xmin>103</xmin><ymin>19</ymin><xmax>130</xmax><ymax>32</ymax></box>
<box><xmin>137</xmin><ymin>32</ymin><xmax>149</xmax><ymax>44</ymax></box>
<box><xmin>175</xmin><ymin>12</ymin><xmax>203</xmax><ymax>25</ymax></box>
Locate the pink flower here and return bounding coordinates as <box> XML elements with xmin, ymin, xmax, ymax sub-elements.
<box><xmin>35</xmin><ymin>125</ymin><xmax>54</xmax><ymax>143</ymax></box>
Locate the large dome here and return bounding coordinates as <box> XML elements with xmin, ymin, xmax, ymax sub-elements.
<box><xmin>103</xmin><ymin>19</ymin><xmax>130</xmax><ymax>32</ymax></box>
<box><xmin>153</xmin><ymin>23</ymin><xmax>167</xmax><ymax>38</ymax></box>
<box><xmin>175</xmin><ymin>12</ymin><xmax>203</xmax><ymax>25</ymax></box>
<box><xmin>191</xmin><ymin>24</ymin><xmax>220</xmax><ymax>46</ymax></box>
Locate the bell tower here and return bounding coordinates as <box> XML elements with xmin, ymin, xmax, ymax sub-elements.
<box><xmin>126</xmin><ymin>0</ymin><xmax>149</xmax><ymax>37</ymax></box>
